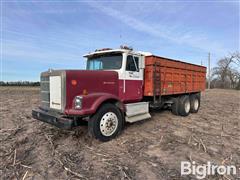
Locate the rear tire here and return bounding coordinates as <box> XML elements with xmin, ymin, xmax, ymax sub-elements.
<box><xmin>88</xmin><ymin>103</ymin><xmax>123</xmax><ymax>142</ymax></box>
<box><xmin>171</xmin><ymin>97</ymin><xmax>179</xmax><ymax>116</ymax></box>
<box><xmin>178</xmin><ymin>95</ymin><xmax>191</xmax><ymax>116</ymax></box>
<box><xmin>190</xmin><ymin>94</ymin><xmax>200</xmax><ymax>113</ymax></box>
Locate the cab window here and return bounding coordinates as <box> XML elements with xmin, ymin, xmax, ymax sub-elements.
<box><xmin>87</xmin><ymin>53</ymin><xmax>122</xmax><ymax>70</ymax></box>
<box><xmin>126</xmin><ymin>56</ymin><xmax>139</xmax><ymax>72</ymax></box>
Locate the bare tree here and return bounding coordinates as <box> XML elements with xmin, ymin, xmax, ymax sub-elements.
<box><xmin>212</xmin><ymin>51</ymin><xmax>240</xmax><ymax>89</ymax></box>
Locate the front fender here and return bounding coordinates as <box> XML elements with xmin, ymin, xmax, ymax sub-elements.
<box><xmin>65</xmin><ymin>93</ymin><xmax>124</xmax><ymax>116</ymax></box>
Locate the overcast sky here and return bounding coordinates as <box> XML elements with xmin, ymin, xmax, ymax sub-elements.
<box><xmin>1</xmin><ymin>1</ymin><xmax>239</xmax><ymax>81</ymax></box>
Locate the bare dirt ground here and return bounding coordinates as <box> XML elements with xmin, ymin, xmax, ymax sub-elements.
<box><xmin>0</xmin><ymin>87</ymin><xmax>239</xmax><ymax>180</ymax></box>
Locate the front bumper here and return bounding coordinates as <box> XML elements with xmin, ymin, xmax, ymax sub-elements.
<box><xmin>32</xmin><ymin>109</ymin><xmax>80</xmax><ymax>129</ymax></box>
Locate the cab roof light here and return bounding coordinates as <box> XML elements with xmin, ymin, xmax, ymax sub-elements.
<box><xmin>120</xmin><ymin>45</ymin><xmax>133</xmax><ymax>51</ymax></box>
<box><xmin>95</xmin><ymin>48</ymin><xmax>112</xmax><ymax>52</ymax></box>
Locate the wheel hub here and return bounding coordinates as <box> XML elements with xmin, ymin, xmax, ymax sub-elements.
<box><xmin>194</xmin><ymin>99</ymin><xmax>199</xmax><ymax>110</ymax></box>
<box><xmin>185</xmin><ymin>100</ymin><xmax>190</xmax><ymax>113</ymax></box>
<box><xmin>100</xmin><ymin>112</ymin><xmax>118</xmax><ymax>136</ymax></box>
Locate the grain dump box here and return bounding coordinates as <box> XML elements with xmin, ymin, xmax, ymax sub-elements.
<box><xmin>144</xmin><ymin>55</ymin><xmax>206</xmax><ymax>96</ymax></box>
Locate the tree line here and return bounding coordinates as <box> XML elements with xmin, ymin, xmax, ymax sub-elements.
<box><xmin>0</xmin><ymin>81</ymin><xmax>40</xmax><ymax>86</ymax></box>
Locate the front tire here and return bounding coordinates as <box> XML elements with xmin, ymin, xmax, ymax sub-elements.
<box><xmin>88</xmin><ymin>103</ymin><xmax>123</xmax><ymax>142</ymax></box>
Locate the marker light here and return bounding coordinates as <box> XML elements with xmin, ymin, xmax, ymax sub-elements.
<box><xmin>83</xmin><ymin>89</ymin><xmax>88</xmax><ymax>95</ymax></box>
<box><xmin>71</xmin><ymin>79</ymin><xmax>77</xmax><ymax>86</ymax></box>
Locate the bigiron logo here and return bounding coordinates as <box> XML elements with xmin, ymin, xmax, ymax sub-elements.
<box><xmin>181</xmin><ymin>161</ymin><xmax>239</xmax><ymax>179</ymax></box>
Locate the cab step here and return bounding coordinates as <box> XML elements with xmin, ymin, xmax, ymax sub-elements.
<box><xmin>125</xmin><ymin>102</ymin><xmax>151</xmax><ymax>123</ymax></box>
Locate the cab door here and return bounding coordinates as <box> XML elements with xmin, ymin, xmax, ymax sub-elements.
<box><xmin>123</xmin><ymin>55</ymin><xmax>143</xmax><ymax>102</ymax></box>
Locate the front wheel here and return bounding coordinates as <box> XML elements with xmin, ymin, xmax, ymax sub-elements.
<box><xmin>88</xmin><ymin>103</ymin><xmax>123</xmax><ymax>142</ymax></box>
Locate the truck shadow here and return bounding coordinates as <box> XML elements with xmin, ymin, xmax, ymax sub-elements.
<box><xmin>124</xmin><ymin>107</ymin><xmax>169</xmax><ymax>129</ymax></box>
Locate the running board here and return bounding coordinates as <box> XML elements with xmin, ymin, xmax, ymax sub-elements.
<box><xmin>125</xmin><ymin>102</ymin><xmax>151</xmax><ymax>123</ymax></box>
<box><xmin>125</xmin><ymin>113</ymin><xmax>151</xmax><ymax>123</ymax></box>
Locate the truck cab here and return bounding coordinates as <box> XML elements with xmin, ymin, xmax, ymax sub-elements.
<box><xmin>32</xmin><ymin>46</ymin><xmax>151</xmax><ymax>141</ymax></box>
<box><xmin>84</xmin><ymin>47</ymin><xmax>145</xmax><ymax>102</ymax></box>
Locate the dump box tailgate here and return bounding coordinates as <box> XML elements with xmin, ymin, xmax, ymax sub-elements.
<box><xmin>144</xmin><ymin>55</ymin><xmax>206</xmax><ymax>96</ymax></box>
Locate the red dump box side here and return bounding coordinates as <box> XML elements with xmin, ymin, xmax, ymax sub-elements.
<box><xmin>144</xmin><ymin>55</ymin><xmax>206</xmax><ymax>96</ymax></box>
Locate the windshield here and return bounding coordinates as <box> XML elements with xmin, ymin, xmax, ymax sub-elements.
<box><xmin>86</xmin><ymin>53</ymin><xmax>122</xmax><ymax>70</ymax></box>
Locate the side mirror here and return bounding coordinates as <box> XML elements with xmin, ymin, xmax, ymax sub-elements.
<box><xmin>139</xmin><ymin>56</ymin><xmax>145</xmax><ymax>69</ymax></box>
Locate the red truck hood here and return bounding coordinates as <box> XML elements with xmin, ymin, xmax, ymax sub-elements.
<box><xmin>65</xmin><ymin>70</ymin><xmax>119</xmax><ymax>110</ymax></box>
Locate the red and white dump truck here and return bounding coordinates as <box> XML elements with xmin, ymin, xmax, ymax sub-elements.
<box><xmin>32</xmin><ymin>46</ymin><xmax>206</xmax><ymax>141</ymax></box>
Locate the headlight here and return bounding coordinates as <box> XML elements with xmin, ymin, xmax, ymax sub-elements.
<box><xmin>74</xmin><ymin>96</ymin><xmax>82</xmax><ymax>109</ymax></box>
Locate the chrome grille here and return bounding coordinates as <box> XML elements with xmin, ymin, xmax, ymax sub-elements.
<box><xmin>40</xmin><ymin>76</ymin><xmax>50</xmax><ymax>109</ymax></box>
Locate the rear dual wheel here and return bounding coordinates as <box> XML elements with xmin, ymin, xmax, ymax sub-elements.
<box><xmin>171</xmin><ymin>97</ymin><xmax>180</xmax><ymax>116</ymax></box>
<box><xmin>190</xmin><ymin>94</ymin><xmax>200</xmax><ymax>113</ymax></box>
<box><xmin>171</xmin><ymin>94</ymin><xmax>200</xmax><ymax>116</ymax></box>
<box><xmin>178</xmin><ymin>95</ymin><xmax>191</xmax><ymax>116</ymax></box>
